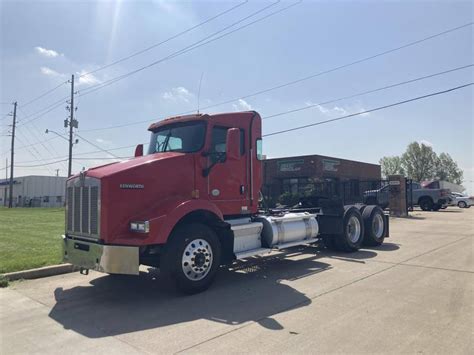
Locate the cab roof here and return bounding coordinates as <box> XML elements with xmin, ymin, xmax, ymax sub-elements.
<box><xmin>148</xmin><ymin>111</ymin><xmax>257</xmax><ymax>131</ymax></box>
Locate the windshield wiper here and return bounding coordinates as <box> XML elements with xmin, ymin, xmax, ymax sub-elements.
<box><xmin>156</xmin><ymin>130</ymin><xmax>172</xmax><ymax>152</ymax></box>
<box><xmin>162</xmin><ymin>131</ymin><xmax>172</xmax><ymax>152</ymax></box>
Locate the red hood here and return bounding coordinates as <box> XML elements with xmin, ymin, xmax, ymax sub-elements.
<box><xmin>70</xmin><ymin>152</ymin><xmax>185</xmax><ymax>180</ymax></box>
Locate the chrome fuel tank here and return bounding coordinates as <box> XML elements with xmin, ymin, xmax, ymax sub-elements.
<box><xmin>254</xmin><ymin>213</ymin><xmax>319</xmax><ymax>248</ymax></box>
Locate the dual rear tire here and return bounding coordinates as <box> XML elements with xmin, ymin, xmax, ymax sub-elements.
<box><xmin>324</xmin><ymin>205</ymin><xmax>387</xmax><ymax>251</ymax></box>
<box><xmin>361</xmin><ymin>205</ymin><xmax>386</xmax><ymax>246</ymax></box>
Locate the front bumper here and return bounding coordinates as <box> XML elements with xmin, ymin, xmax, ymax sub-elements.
<box><xmin>62</xmin><ymin>235</ymin><xmax>139</xmax><ymax>275</ymax></box>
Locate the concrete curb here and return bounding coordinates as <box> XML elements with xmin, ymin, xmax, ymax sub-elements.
<box><xmin>2</xmin><ymin>264</ymin><xmax>76</xmax><ymax>281</ymax></box>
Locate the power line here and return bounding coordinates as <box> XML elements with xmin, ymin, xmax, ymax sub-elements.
<box><xmin>5</xmin><ymin>63</ymin><xmax>472</xmax><ymax>159</ymax></box>
<box><xmin>75</xmin><ymin>133</ymin><xmax>121</xmax><ymax>158</ymax></box>
<box><xmin>8</xmin><ymin>84</ymin><xmax>472</xmax><ymax>169</ymax></box>
<box><xmin>263</xmin><ymin>83</ymin><xmax>473</xmax><ymax>137</ymax></box>
<box><xmin>13</xmin><ymin>143</ymin><xmax>143</xmax><ymax>164</ymax></box>
<box><xmin>17</xmin><ymin>96</ymin><xmax>68</xmax><ymax>126</ymax></box>
<box><xmin>16</xmin><ymin>105</ymin><xmax>69</xmax><ymax>172</ymax></box>
<box><xmin>15</xmin><ymin>133</ymin><xmax>57</xmax><ymax>175</ymax></box>
<box><xmin>75</xmin><ymin>156</ymin><xmax>130</xmax><ymax>161</ymax></box>
<box><xmin>78</xmin><ymin>21</ymin><xmax>474</xmax><ymax>133</ymax></box>
<box><xmin>263</xmin><ymin>63</ymin><xmax>474</xmax><ymax>120</ymax></box>
<box><xmin>15</xmin><ymin>158</ymin><xmax>69</xmax><ymax>168</ymax></box>
<box><xmin>21</xmin><ymin>80</ymin><xmax>69</xmax><ymax>108</ymax></box>
<box><xmin>14</xmin><ymin>135</ymin><xmax>60</xmax><ymax>151</ymax></box>
<box><xmin>11</xmin><ymin>3</ymin><xmax>251</xmax><ymax>127</ymax></box>
<box><xmin>2</xmin><ymin>2</ymin><xmax>249</xmax><ymax>133</ymax></box>
<box><xmin>10</xmin><ymin>1</ymin><xmax>289</xmax><ymax>127</ymax></box>
<box><xmin>76</xmin><ymin>1</ymin><xmax>298</xmax><ymax>98</ymax></box>
<box><xmin>80</xmin><ymin>62</ymin><xmax>474</xmax><ymax>133</ymax></box>
<box><xmin>80</xmin><ymin>1</ymin><xmax>249</xmax><ymax>78</ymax></box>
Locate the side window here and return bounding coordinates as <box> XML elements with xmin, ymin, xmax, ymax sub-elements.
<box><xmin>211</xmin><ymin>127</ymin><xmax>227</xmax><ymax>153</ymax></box>
<box><xmin>211</xmin><ymin>126</ymin><xmax>245</xmax><ymax>161</ymax></box>
<box><xmin>211</xmin><ymin>127</ymin><xmax>227</xmax><ymax>163</ymax></box>
<box><xmin>256</xmin><ymin>139</ymin><xmax>263</xmax><ymax>160</ymax></box>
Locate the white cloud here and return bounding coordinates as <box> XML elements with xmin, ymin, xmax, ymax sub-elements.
<box><xmin>333</xmin><ymin>106</ymin><xmax>348</xmax><ymax>115</ymax></box>
<box><xmin>95</xmin><ymin>138</ymin><xmax>111</xmax><ymax>145</ymax></box>
<box><xmin>316</xmin><ymin>104</ymin><xmax>330</xmax><ymax>115</ymax></box>
<box><xmin>77</xmin><ymin>70</ymin><xmax>101</xmax><ymax>86</ymax></box>
<box><xmin>35</xmin><ymin>46</ymin><xmax>61</xmax><ymax>57</ymax></box>
<box><xmin>419</xmin><ymin>140</ymin><xmax>433</xmax><ymax>147</ymax></box>
<box><xmin>40</xmin><ymin>67</ymin><xmax>101</xmax><ymax>87</ymax></box>
<box><xmin>162</xmin><ymin>87</ymin><xmax>194</xmax><ymax>103</ymax></box>
<box><xmin>306</xmin><ymin>101</ymin><xmax>368</xmax><ymax>117</ymax></box>
<box><xmin>40</xmin><ymin>66</ymin><xmax>62</xmax><ymax>77</ymax></box>
<box><xmin>232</xmin><ymin>99</ymin><xmax>252</xmax><ymax>111</ymax></box>
<box><xmin>155</xmin><ymin>0</ymin><xmax>179</xmax><ymax>13</ymax></box>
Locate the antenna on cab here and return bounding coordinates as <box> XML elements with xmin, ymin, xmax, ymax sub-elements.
<box><xmin>197</xmin><ymin>72</ymin><xmax>204</xmax><ymax>114</ymax></box>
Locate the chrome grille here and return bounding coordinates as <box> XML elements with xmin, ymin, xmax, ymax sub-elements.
<box><xmin>66</xmin><ymin>177</ymin><xmax>100</xmax><ymax>239</ymax></box>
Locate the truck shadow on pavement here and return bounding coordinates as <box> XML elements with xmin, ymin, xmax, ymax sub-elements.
<box><xmin>48</xmin><ymin>246</ymin><xmax>381</xmax><ymax>338</ymax></box>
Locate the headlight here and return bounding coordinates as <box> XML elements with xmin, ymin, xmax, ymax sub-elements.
<box><xmin>130</xmin><ymin>221</ymin><xmax>149</xmax><ymax>233</ymax></box>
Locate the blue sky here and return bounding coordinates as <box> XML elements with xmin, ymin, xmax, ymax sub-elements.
<box><xmin>1</xmin><ymin>1</ymin><xmax>473</xmax><ymax>192</ymax></box>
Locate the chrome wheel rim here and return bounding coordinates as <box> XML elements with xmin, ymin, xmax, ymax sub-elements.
<box><xmin>182</xmin><ymin>239</ymin><xmax>213</xmax><ymax>281</ymax></box>
<box><xmin>346</xmin><ymin>216</ymin><xmax>361</xmax><ymax>243</ymax></box>
<box><xmin>372</xmin><ymin>214</ymin><xmax>384</xmax><ymax>239</ymax></box>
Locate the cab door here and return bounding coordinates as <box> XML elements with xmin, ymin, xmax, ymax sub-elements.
<box><xmin>207</xmin><ymin>126</ymin><xmax>248</xmax><ymax>216</ymax></box>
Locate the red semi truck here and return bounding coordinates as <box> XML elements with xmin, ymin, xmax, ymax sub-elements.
<box><xmin>63</xmin><ymin>111</ymin><xmax>388</xmax><ymax>293</ymax></box>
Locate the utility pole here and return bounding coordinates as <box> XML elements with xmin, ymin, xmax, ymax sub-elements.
<box><xmin>55</xmin><ymin>169</ymin><xmax>59</xmax><ymax>177</ymax></box>
<box><xmin>4</xmin><ymin>158</ymin><xmax>7</xmax><ymax>207</ymax></box>
<box><xmin>67</xmin><ymin>74</ymin><xmax>76</xmax><ymax>177</ymax></box>
<box><xmin>8</xmin><ymin>102</ymin><xmax>17</xmax><ymax>208</ymax></box>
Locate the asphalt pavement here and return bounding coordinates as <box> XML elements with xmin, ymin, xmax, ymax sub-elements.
<box><xmin>1</xmin><ymin>208</ymin><xmax>473</xmax><ymax>354</ymax></box>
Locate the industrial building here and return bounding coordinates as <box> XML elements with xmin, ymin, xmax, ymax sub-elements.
<box><xmin>0</xmin><ymin>175</ymin><xmax>67</xmax><ymax>207</ymax></box>
<box><xmin>263</xmin><ymin>154</ymin><xmax>381</xmax><ymax>203</ymax></box>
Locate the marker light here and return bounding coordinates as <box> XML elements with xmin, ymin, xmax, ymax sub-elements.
<box><xmin>130</xmin><ymin>221</ymin><xmax>149</xmax><ymax>233</ymax></box>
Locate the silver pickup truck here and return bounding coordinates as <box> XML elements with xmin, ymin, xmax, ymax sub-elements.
<box><xmin>363</xmin><ymin>181</ymin><xmax>452</xmax><ymax>211</ymax></box>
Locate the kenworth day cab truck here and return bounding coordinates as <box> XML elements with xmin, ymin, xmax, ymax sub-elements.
<box><xmin>63</xmin><ymin>111</ymin><xmax>389</xmax><ymax>293</ymax></box>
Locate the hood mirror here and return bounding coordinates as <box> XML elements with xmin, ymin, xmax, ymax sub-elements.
<box><xmin>134</xmin><ymin>144</ymin><xmax>144</xmax><ymax>157</ymax></box>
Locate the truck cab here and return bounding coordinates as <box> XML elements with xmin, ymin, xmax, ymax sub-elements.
<box><xmin>63</xmin><ymin>111</ymin><xmax>389</xmax><ymax>293</ymax></box>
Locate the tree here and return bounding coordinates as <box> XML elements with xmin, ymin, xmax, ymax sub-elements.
<box><xmin>379</xmin><ymin>156</ymin><xmax>405</xmax><ymax>177</ymax></box>
<box><xmin>378</xmin><ymin>142</ymin><xmax>464</xmax><ymax>185</ymax></box>
<box><xmin>401</xmin><ymin>142</ymin><xmax>437</xmax><ymax>182</ymax></box>
<box><xmin>434</xmin><ymin>153</ymin><xmax>464</xmax><ymax>185</ymax></box>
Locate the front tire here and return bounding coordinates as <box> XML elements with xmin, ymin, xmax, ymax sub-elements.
<box><xmin>458</xmin><ymin>201</ymin><xmax>467</xmax><ymax>208</ymax></box>
<box><xmin>163</xmin><ymin>223</ymin><xmax>221</xmax><ymax>294</ymax></box>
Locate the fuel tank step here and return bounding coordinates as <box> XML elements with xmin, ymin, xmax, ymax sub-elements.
<box><xmin>235</xmin><ymin>247</ymin><xmax>272</xmax><ymax>260</ymax></box>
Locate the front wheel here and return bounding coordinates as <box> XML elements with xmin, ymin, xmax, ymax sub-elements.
<box><xmin>458</xmin><ymin>201</ymin><xmax>467</xmax><ymax>208</ymax></box>
<box><xmin>162</xmin><ymin>223</ymin><xmax>221</xmax><ymax>294</ymax></box>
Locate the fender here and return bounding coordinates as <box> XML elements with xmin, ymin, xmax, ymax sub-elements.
<box><xmin>150</xmin><ymin>199</ymin><xmax>224</xmax><ymax>244</ymax></box>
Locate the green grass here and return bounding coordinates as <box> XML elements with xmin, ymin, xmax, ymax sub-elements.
<box><xmin>0</xmin><ymin>207</ymin><xmax>64</xmax><ymax>274</ymax></box>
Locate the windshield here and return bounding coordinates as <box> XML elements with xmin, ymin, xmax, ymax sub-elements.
<box><xmin>148</xmin><ymin>121</ymin><xmax>206</xmax><ymax>154</ymax></box>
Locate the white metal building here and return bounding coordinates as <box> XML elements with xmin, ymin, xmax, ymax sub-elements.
<box><xmin>0</xmin><ymin>175</ymin><xmax>67</xmax><ymax>207</ymax></box>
